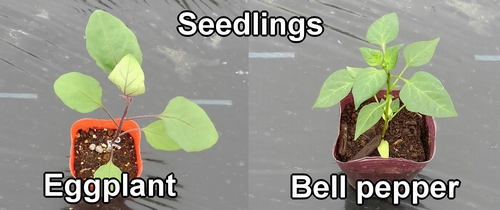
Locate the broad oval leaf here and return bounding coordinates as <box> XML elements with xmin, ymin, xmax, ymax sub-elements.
<box><xmin>366</xmin><ymin>13</ymin><xmax>399</xmax><ymax>47</ymax></box>
<box><xmin>313</xmin><ymin>69</ymin><xmax>354</xmax><ymax>109</ymax></box>
<box><xmin>377</xmin><ymin>139</ymin><xmax>389</xmax><ymax>158</ymax></box>
<box><xmin>160</xmin><ymin>96</ymin><xmax>219</xmax><ymax>152</ymax></box>
<box><xmin>384</xmin><ymin>44</ymin><xmax>404</xmax><ymax>71</ymax></box>
<box><xmin>94</xmin><ymin>160</ymin><xmax>122</xmax><ymax>181</ymax></box>
<box><xmin>143</xmin><ymin>120</ymin><xmax>181</xmax><ymax>151</ymax></box>
<box><xmin>108</xmin><ymin>54</ymin><xmax>145</xmax><ymax>97</ymax></box>
<box><xmin>54</xmin><ymin>72</ymin><xmax>103</xmax><ymax>113</ymax></box>
<box><xmin>355</xmin><ymin>102</ymin><xmax>384</xmax><ymax>141</ymax></box>
<box><xmin>352</xmin><ymin>67</ymin><xmax>387</xmax><ymax>109</ymax></box>
<box><xmin>400</xmin><ymin>71</ymin><xmax>457</xmax><ymax>117</ymax></box>
<box><xmin>404</xmin><ymin>38</ymin><xmax>440</xmax><ymax>67</ymax></box>
<box><xmin>346</xmin><ymin>66</ymin><xmax>363</xmax><ymax>78</ymax></box>
<box><xmin>86</xmin><ymin>10</ymin><xmax>142</xmax><ymax>73</ymax></box>
<box><xmin>359</xmin><ymin>47</ymin><xmax>383</xmax><ymax>66</ymax></box>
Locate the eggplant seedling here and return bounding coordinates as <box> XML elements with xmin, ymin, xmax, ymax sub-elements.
<box><xmin>54</xmin><ymin>10</ymin><xmax>218</xmax><ymax>181</ymax></box>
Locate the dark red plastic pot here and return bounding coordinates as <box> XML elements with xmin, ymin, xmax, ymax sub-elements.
<box><xmin>333</xmin><ymin>90</ymin><xmax>436</xmax><ymax>188</ymax></box>
<box><xmin>69</xmin><ymin>118</ymin><xmax>143</xmax><ymax>178</ymax></box>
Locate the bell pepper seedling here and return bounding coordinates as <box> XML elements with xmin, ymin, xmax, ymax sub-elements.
<box><xmin>313</xmin><ymin>13</ymin><xmax>457</xmax><ymax>158</ymax></box>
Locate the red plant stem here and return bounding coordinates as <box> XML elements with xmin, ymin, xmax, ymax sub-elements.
<box><xmin>101</xmin><ymin>106</ymin><xmax>119</xmax><ymax>128</ymax></box>
<box><xmin>113</xmin><ymin>96</ymin><xmax>132</xmax><ymax>140</ymax></box>
<box><xmin>108</xmin><ymin>139</ymin><xmax>115</xmax><ymax>163</ymax></box>
<box><xmin>118</xmin><ymin>128</ymin><xmax>142</xmax><ymax>137</ymax></box>
<box><xmin>126</xmin><ymin>114</ymin><xmax>160</xmax><ymax>120</ymax></box>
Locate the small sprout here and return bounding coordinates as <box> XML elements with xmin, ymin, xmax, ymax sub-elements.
<box><xmin>76</xmin><ymin>133</ymin><xmax>81</xmax><ymax>138</ymax></box>
<box><xmin>84</xmin><ymin>139</ymin><xmax>89</xmax><ymax>144</ymax></box>
<box><xmin>95</xmin><ymin>145</ymin><xmax>103</xmax><ymax>153</ymax></box>
<box><xmin>89</xmin><ymin>143</ymin><xmax>96</xmax><ymax>150</ymax></box>
<box><xmin>92</xmin><ymin>134</ymin><xmax>97</xmax><ymax>139</ymax></box>
<box><xmin>104</xmin><ymin>128</ymin><xmax>107</xmax><ymax>131</ymax></box>
<box><xmin>81</xmin><ymin>161</ymin><xmax>84</xmax><ymax>165</ymax></box>
<box><xmin>101</xmin><ymin>143</ymin><xmax>107</xmax><ymax>148</ymax></box>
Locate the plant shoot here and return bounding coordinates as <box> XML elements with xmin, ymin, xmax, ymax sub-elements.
<box><xmin>54</xmin><ymin>10</ymin><xmax>219</xmax><ymax>181</ymax></box>
<box><xmin>313</xmin><ymin>13</ymin><xmax>457</xmax><ymax>158</ymax></box>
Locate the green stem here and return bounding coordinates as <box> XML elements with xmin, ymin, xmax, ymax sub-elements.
<box><xmin>381</xmin><ymin>72</ymin><xmax>392</xmax><ymax>138</ymax></box>
<box><xmin>392</xmin><ymin>65</ymin><xmax>409</xmax><ymax>87</ymax></box>
<box><xmin>393</xmin><ymin>104</ymin><xmax>406</xmax><ymax>117</ymax></box>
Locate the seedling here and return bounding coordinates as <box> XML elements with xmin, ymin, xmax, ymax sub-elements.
<box><xmin>313</xmin><ymin>13</ymin><xmax>457</xmax><ymax>158</ymax></box>
<box><xmin>54</xmin><ymin>10</ymin><xmax>218</xmax><ymax>181</ymax></box>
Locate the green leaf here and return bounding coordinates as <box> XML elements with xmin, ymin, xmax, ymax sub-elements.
<box><xmin>94</xmin><ymin>160</ymin><xmax>122</xmax><ymax>191</ymax></box>
<box><xmin>313</xmin><ymin>69</ymin><xmax>354</xmax><ymax>108</ymax></box>
<box><xmin>390</xmin><ymin>98</ymin><xmax>400</xmax><ymax>114</ymax></box>
<box><xmin>355</xmin><ymin>102</ymin><xmax>384</xmax><ymax>141</ymax></box>
<box><xmin>352</xmin><ymin>67</ymin><xmax>387</xmax><ymax>109</ymax></box>
<box><xmin>366</xmin><ymin>13</ymin><xmax>399</xmax><ymax>47</ymax></box>
<box><xmin>53</xmin><ymin>72</ymin><xmax>103</xmax><ymax>113</ymax></box>
<box><xmin>359</xmin><ymin>47</ymin><xmax>383</xmax><ymax>66</ymax></box>
<box><xmin>160</xmin><ymin>96</ymin><xmax>219</xmax><ymax>152</ymax></box>
<box><xmin>108</xmin><ymin>54</ymin><xmax>145</xmax><ymax>97</ymax></box>
<box><xmin>404</xmin><ymin>38</ymin><xmax>440</xmax><ymax>67</ymax></box>
<box><xmin>346</xmin><ymin>66</ymin><xmax>363</xmax><ymax>78</ymax></box>
<box><xmin>377</xmin><ymin>139</ymin><xmax>389</xmax><ymax>158</ymax></box>
<box><xmin>143</xmin><ymin>120</ymin><xmax>181</xmax><ymax>151</ymax></box>
<box><xmin>400</xmin><ymin>71</ymin><xmax>457</xmax><ymax>117</ymax></box>
<box><xmin>384</xmin><ymin>44</ymin><xmax>404</xmax><ymax>71</ymax></box>
<box><xmin>86</xmin><ymin>10</ymin><xmax>142</xmax><ymax>73</ymax></box>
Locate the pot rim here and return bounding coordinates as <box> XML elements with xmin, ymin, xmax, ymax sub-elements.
<box><xmin>69</xmin><ymin>118</ymin><xmax>143</xmax><ymax>178</ymax></box>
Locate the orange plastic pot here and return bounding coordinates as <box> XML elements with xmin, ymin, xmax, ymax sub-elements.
<box><xmin>69</xmin><ymin>118</ymin><xmax>143</xmax><ymax>178</ymax></box>
<box><xmin>333</xmin><ymin>90</ymin><xmax>436</xmax><ymax>188</ymax></box>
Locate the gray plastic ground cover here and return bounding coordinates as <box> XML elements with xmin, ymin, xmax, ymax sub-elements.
<box><xmin>0</xmin><ymin>0</ymin><xmax>499</xmax><ymax>209</ymax></box>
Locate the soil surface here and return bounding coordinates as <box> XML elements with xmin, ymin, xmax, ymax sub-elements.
<box><xmin>73</xmin><ymin>128</ymin><xmax>138</xmax><ymax>180</ymax></box>
<box><xmin>336</xmin><ymin>100</ymin><xmax>430</xmax><ymax>162</ymax></box>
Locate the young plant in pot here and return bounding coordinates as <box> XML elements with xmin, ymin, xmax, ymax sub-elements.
<box><xmin>53</xmin><ymin>10</ymin><xmax>218</xmax><ymax>183</ymax></box>
<box><xmin>313</xmin><ymin>13</ymin><xmax>457</xmax><ymax>187</ymax></box>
